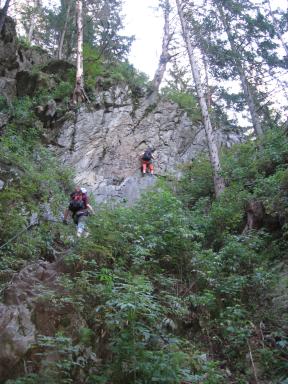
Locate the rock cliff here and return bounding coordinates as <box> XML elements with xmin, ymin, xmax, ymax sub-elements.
<box><xmin>52</xmin><ymin>85</ymin><xmax>243</xmax><ymax>204</ymax></box>
<box><xmin>52</xmin><ymin>88</ymin><xmax>207</xmax><ymax>204</ymax></box>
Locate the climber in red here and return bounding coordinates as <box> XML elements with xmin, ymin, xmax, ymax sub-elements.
<box><xmin>141</xmin><ymin>147</ymin><xmax>155</xmax><ymax>175</ymax></box>
<box><xmin>63</xmin><ymin>186</ymin><xmax>90</xmax><ymax>223</ymax></box>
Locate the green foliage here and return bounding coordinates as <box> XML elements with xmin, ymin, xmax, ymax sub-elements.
<box><xmin>178</xmin><ymin>154</ymin><xmax>214</xmax><ymax>206</ymax></box>
<box><xmin>1</xmin><ymin>84</ymin><xmax>288</xmax><ymax>384</ymax></box>
<box><xmin>52</xmin><ymin>81</ymin><xmax>74</xmax><ymax>101</ymax></box>
<box><xmin>0</xmin><ymin>96</ymin><xmax>74</xmax><ymax>274</ymax></box>
<box><xmin>8</xmin><ymin>97</ymin><xmax>35</xmax><ymax>127</ymax></box>
<box><xmin>84</xmin><ymin>185</ymin><xmax>196</xmax><ymax>274</ymax></box>
<box><xmin>174</xmin><ymin>127</ymin><xmax>288</xmax><ymax>380</ymax></box>
<box><xmin>110</xmin><ymin>61</ymin><xmax>149</xmax><ymax>90</ymax></box>
<box><xmin>0</xmin><ymin>95</ymin><xmax>8</xmax><ymax>111</ymax></box>
<box><xmin>83</xmin><ymin>45</ymin><xmax>106</xmax><ymax>89</ymax></box>
<box><xmin>162</xmin><ymin>88</ymin><xmax>202</xmax><ymax>123</ymax></box>
<box><xmin>17</xmin><ymin>36</ymin><xmax>32</xmax><ymax>50</ymax></box>
<box><xmin>83</xmin><ymin>45</ymin><xmax>149</xmax><ymax>95</ymax></box>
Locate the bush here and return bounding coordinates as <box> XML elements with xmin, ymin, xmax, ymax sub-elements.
<box><xmin>162</xmin><ymin>88</ymin><xmax>202</xmax><ymax>123</ymax></box>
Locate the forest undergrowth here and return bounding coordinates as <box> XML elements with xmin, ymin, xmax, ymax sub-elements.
<box><xmin>1</xmin><ymin>95</ymin><xmax>288</xmax><ymax>383</ymax></box>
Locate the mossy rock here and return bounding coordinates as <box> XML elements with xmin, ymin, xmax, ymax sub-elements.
<box><xmin>42</xmin><ymin>60</ymin><xmax>75</xmax><ymax>82</ymax></box>
<box><xmin>16</xmin><ymin>70</ymin><xmax>56</xmax><ymax>97</ymax></box>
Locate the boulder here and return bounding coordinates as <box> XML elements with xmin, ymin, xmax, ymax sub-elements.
<box><xmin>0</xmin><ymin>76</ymin><xmax>16</xmax><ymax>102</ymax></box>
<box><xmin>0</xmin><ymin>16</ymin><xmax>18</xmax><ymax>77</ymax></box>
<box><xmin>16</xmin><ymin>70</ymin><xmax>56</xmax><ymax>97</ymax></box>
<box><xmin>0</xmin><ymin>260</ymin><xmax>86</xmax><ymax>380</ymax></box>
<box><xmin>42</xmin><ymin>60</ymin><xmax>75</xmax><ymax>81</ymax></box>
<box><xmin>17</xmin><ymin>45</ymin><xmax>49</xmax><ymax>72</ymax></box>
<box><xmin>0</xmin><ymin>304</ymin><xmax>35</xmax><ymax>379</ymax></box>
<box><xmin>35</xmin><ymin>99</ymin><xmax>57</xmax><ymax>128</ymax></box>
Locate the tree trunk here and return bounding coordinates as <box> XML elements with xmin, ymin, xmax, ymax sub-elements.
<box><xmin>203</xmin><ymin>54</ymin><xmax>212</xmax><ymax>109</ymax></box>
<box><xmin>27</xmin><ymin>0</ymin><xmax>41</xmax><ymax>43</ymax></box>
<box><xmin>150</xmin><ymin>0</ymin><xmax>171</xmax><ymax>97</ymax></box>
<box><xmin>176</xmin><ymin>0</ymin><xmax>225</xmax><ymax>198</ymax></box>
<box><xmin>73</xmin><ymin>0</ymin><xmax>88</xmax><ymax>103</ymax></box>
<box><xmin>216</xmin><ymin>4</ymin><xmax>263</xmax><ymax>137</ymax></box>
<box><xmin>267</xmin><ymin>0</ymin><xmax>288</xmax><ymax>57</ymax></box>
<box><xmin>0</xmin><ymin>0</ymin><xmax>11</xmax><ymax>34</ymax></box>
<box><xmin>58</xmin><ymin>0</ymin><xmax>72</xmax><ymax>60</ymax></box>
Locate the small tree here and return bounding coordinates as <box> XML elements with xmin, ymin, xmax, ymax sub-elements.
<box><xmin>58</xmin><ymin>0</ymin><xmax>73</xmax><ymax>59</ymax></box>
<box><xmin>73</xmin><ymin>0</ymin><xmax>89</xmax><ymax>103</ymax></box>
<box><xmin>150</xmin><ymin>0</ymin><xmax>172</xmax><ymax>100</ymax></box>
<box><xmin>176</xmin><ymin>0</ymin><xmax>225</xmax><ymax>198</ymax></box>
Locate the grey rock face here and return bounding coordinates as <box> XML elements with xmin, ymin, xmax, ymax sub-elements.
<box><xmin>0</xmin><ymin>16</ymin><xmax>18</xmax><ymax>77</ymax></box>
<box><xmin>0</xmin><ymin>262</ymin><xmax>56</xmax><ymax>378</ymax></box>
<box><xmin>0</xmin><ymin>76</ymin><xmax>16</xmax><ymax>102</ymax></box>
<box><xmin>0</xmin><ymin>260</ymin><xmax>85</xmax><ymax>380</ymax></box>
<box><xmin>53</xmin><ymin>85</ymin><xmax>207</xmax><ymax>204</ymax></box>
<box><xmin>0</xmin><ymin>16</ymin><xmax>50</xmax><ymax>102</ymax></box>
<box><xmin>0</xmin><ymin>304</ymin><xmax>35</xmax><ymax>378</ymax></box>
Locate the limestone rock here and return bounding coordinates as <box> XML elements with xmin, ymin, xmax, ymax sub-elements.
<box><xmin>17</xmin><ymin>46</ymin><xmax>49</xmax><ymax>73</ymax></box>
<box><xmin>0</xmin><ymin>76</ymin><xmax>16</xmax><ymax>102</ymax></box>
<box><xmin>53</xmin><ymin>85</ymin><xmax>207</xmax><ymax>204</ymax></box>
<box><xmin>0</xmin><ymin>260</ymin><xmax>85</xmax><ymax>380</ymax></box>
<box><xmin>0</xmin><ymin>304</ymin><xmax>35</xmax><ymax>378</ymax></box>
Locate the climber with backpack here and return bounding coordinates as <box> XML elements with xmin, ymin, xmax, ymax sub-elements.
<box><xmin>63</xmin><ymin>186</ymin><xmax>94</xmax><ymax>237</ymax></box>
<box><xmin>141</xmin><ymin>147</ymin><xmax>155</xmax><ymax>175</ymax></box>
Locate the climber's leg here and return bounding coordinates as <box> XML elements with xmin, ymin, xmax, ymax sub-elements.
<box><xmin>142</xmin><ymin>161</ymin><xmax>147</xmax><ymax>174</ymax></box>
<box><xmin>76</xmin><ymin>214</ymin><xmax>87</xmax><ymax>237</ymax></box>
<box><xmin>149</xmin><ymin>163</ymin><xmax>154</xmax><ymax>175</ymax></box>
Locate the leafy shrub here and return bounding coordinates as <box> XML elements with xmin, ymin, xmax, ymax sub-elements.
<box><xmin>52</xmin><ymin>81</ymin><xmax>74</xmax><ymax>101</ymax></box>
<box><xmin>178</xmin><ymin>154</ymin><xmax>214</xmax><ymax>207</ymax></box>
<box><xmin>83</xmin><ymin>45</ymin><xmax>149</xmax><ymax>94</ymax></box>
<box><xmin>162</xmin><ymin>88</ymin><xmax>202</xmax><ymax>122</ymax></box>
<box><xmin>0</xmin><ymin>95</ymin><xmax>8</xmax><ymax>111</ymax></box>
<box><xmin>83</xmin><ymin>44</ymin><xmax>105</xmax><ymax>89</ymax></box>
<box><xmin>0</xmin><ymin>113</ymin><xmax>74</xmax><ymax>272</ymax></box>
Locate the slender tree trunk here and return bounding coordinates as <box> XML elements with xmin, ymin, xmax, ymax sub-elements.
<box><xmin>267</xmin><ymin>0</ymin><xmax>288</xmax><ymax>57</ymax></box>
<box><xmin>0</xmin><ymin>0</ymin><xmax>11</xmax><ymax>34</ymax></box>
<box><xmin>27</xmin><ymin>0</ymin><xmax>41</xmax><ymax>43</ymax></box>
<box><xmin>28</xmin><ymin>21</ymin><xmax>35</xmax><ymax>43</ymax></box>
<box><xmin>73</xmin><ymin>0</ymin><xmax>89</xmax><ymax>103</ymax></box>
<box><xmin>58</xmin><ymin>0</ymin><xmax>72</xmax><ymax>60</ymax></box>
<box><xmin>203</xmin><ymin>54</ymin><xmax>212</xmax><ymax>109</ymax></box>
<box><xmin>176</xmin><ymin>0</ymin><xmax>225</xmax><ymax>198</ymax></box>
<box><xmin>216</xmin><ymin>4</ymin><xmax>263</xmax><ymax>137</ymax></box>
<box><xmin>151</xmin><ymin>0</ymin><xmax>171</xmax><ymax>94</ymax></box>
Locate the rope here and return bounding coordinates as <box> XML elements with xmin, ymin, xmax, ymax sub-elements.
<box><xmin>0</xmin><ymin>224</ymin><xmax>34</xmax><ymax>251</ymax></box>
